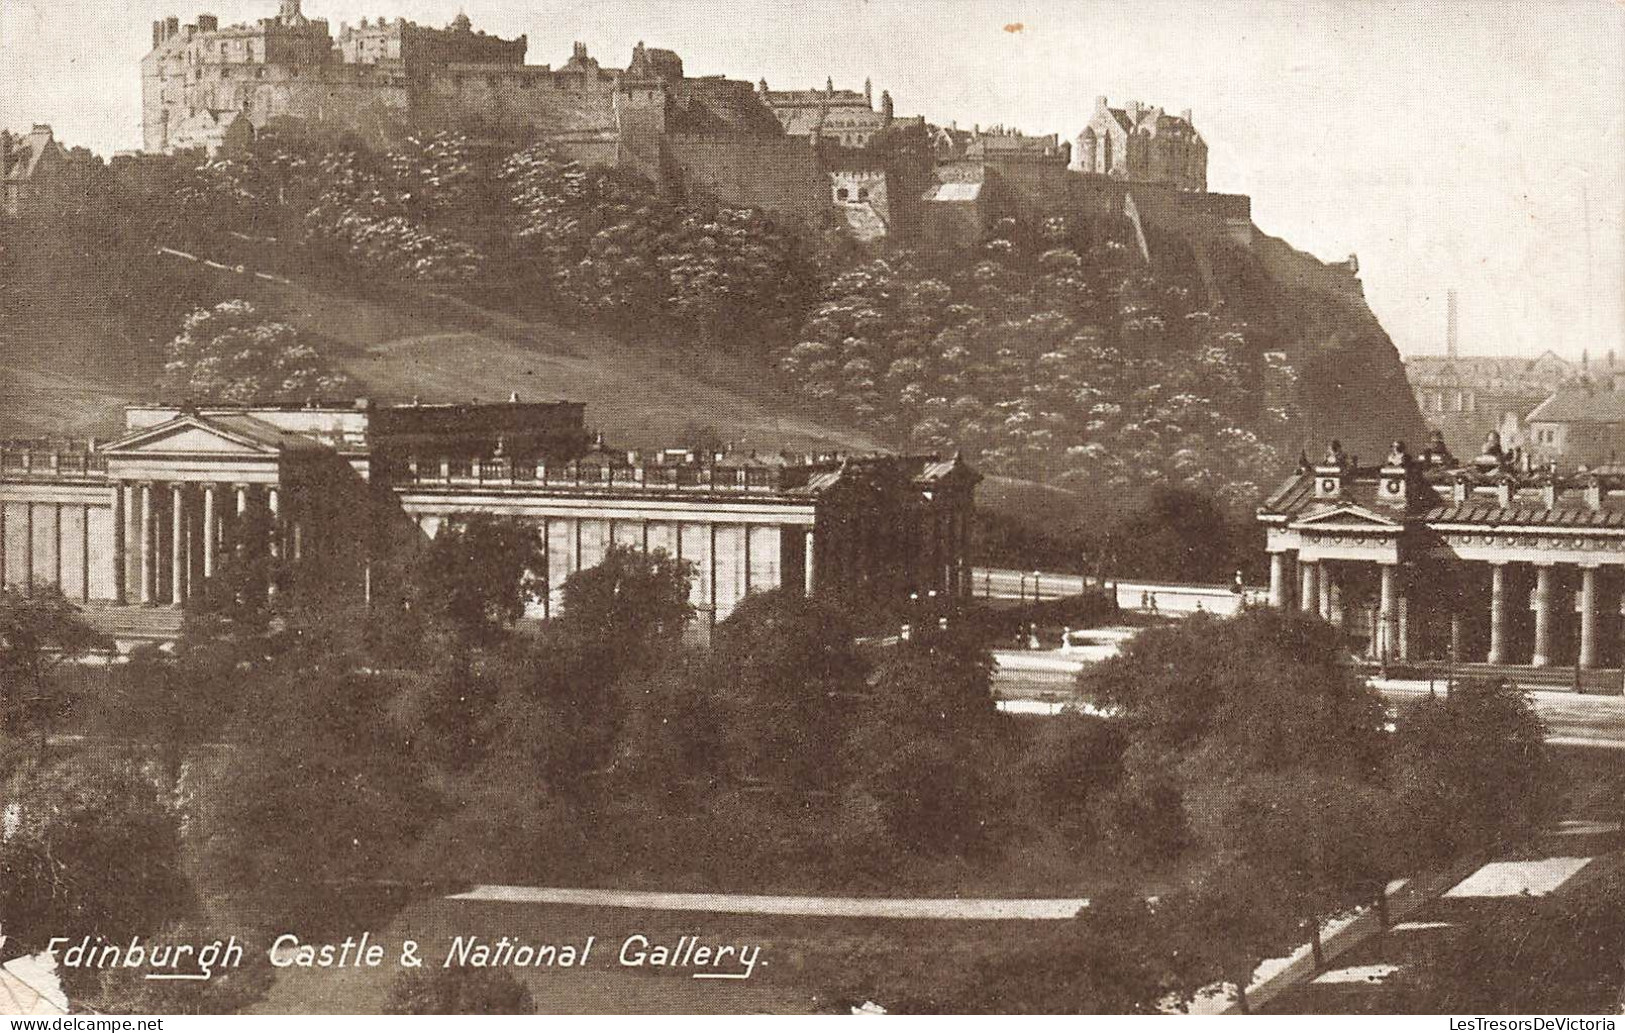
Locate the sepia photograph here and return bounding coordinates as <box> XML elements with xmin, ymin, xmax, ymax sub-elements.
<box><xmin>0</xmin><ymin>0</ymin><xmax>1621</xmax><ymax>1020</ymax></box>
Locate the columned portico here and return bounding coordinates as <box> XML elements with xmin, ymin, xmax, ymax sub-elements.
<box><xmin>1300</xmin><ymin>560</ymin><xmax>1318</xmax><ymax>615</ymax></box>
<box><xmin>1269</xmin><ymin>552</ymin><xmax>1288</xmax><ymax>608</ymax></box>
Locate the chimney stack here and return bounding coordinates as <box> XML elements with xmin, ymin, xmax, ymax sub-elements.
<box><xmin>1446</xmin><ymin>288</ymin><xmax>1459</xmax><ymax>358</ymax></box>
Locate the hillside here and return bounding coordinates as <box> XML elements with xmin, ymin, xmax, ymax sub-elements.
<box><xmin>0</xmin><ymin>135</ymin><xmax>1425</xmax><ymax>541</ymax></box>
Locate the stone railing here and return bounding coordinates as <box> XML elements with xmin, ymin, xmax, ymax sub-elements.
<box><xmin>0</xmin><ymin>444</ymin><xmax>107</xmax><ymax>480</ymax></box>
<box><xmin>390</xmin><ymin>457</ymin><xmax>803</xmax><ymax>494</ymax></box>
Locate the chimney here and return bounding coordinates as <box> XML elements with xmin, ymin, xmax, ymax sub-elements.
<box><xmin>165</xmin><ymin>16</ymin><xmax>180</xmax><ymax>38</ymax></box>
<box><xmin>1126</xmin><ymin>100</ymin><xmax>1142</xmax><ymax>121</ymax></box>
<box><xmin>1446</xmin><ymin>288</ymin><xmax>1459</xmax><ymax>358</ymax></box>
<box><xmin>1586</xmin><ymin>477</ymin><xmax>1604</xmax><ymax>511</ymax></box>
<box><xmin>197</xmin><ymin>13</ymin><xmax>218</xmax><ymax>32</ymax></box>
<box><xmin>1181</xmin><ymin>107</ymin><xmax>1193</xmax><ymax>124</ymax></box>
<box><xmin>1095</xmin><ymin>95</ymin><xmax>1108</xmax><ymax>111</ymax></box>
<box><xmin>152</xmin><ymin>20</ymin><xmax>165</xmax><ymax>47</ymax></box>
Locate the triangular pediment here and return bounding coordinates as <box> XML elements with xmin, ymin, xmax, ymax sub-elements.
<box><xmin>100</xmin><ymin>416</ymin><xmax>278</xmax><ymax>457</ymax></box>
<box><xmin>1291</xmin><ymin>504</ymin><xmax>1403</xmax><ymax>530</ymax></box>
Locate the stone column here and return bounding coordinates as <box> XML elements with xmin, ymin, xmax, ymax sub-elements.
<box><xmin>1319</xmin><ymin>563</ymin><xmax>1334</xmax><ymax>621</ymax></box>
<box><xmin>1488</xmin><ymin>562</ymin><xmax>1508</xmax><ymax>664</ymax></box>
<box><xmin>804</xmin><ymin>528</ymin><xmax>816</xmax><ymax>597</ymax></box>
<box><xmin>267</xmin><ymin>487</ymin><xmax>280</xmax><ymax>558</ymax></box>
<box><xmin>171</xmin><ymin>483</ymin><xmax>185</xmax><ymax>606</ymax></box>
<box><xmin>1532</xmin><ymin>564</ymin><xmax>1554</xmax><ymax>668</ymax></box>
<box><xmin>1579</xmin><ymin>565</ymin><xmax>1599</xmax><ymax>670</ymax></box>
<box><xmin>139</xmin><ymin>483</ymin><xmax>154</xmax><ymax>605</ymax></box>
<box><xmin>111</xmin><ymin>483</ymin><xmax>127</xmax><ymax>605</ymax></box>
<box><xmin>203</xmin><ymin>484</ymin><xmax>217</xmax><ymax>581</ymax></box>
<box><xmin>1269</xmin><ymin>552</ymin><xmax>1288</xmax><ymax>609</ymax></box>
<box><xmin>1379</xmin><ymin>562</ymin><xmax>1398</xmax><ymax>663</ymax></box>
<box><xmin>1299</xmin><ymin>560</ymin><xmax>1318</xmax><ymax>614</ymax></box>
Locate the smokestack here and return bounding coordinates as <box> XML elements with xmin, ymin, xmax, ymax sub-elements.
<box><xmin>1446</xmin><ymin>288</ymin><xmax>1459</xmax><ymax>358</ymax></box>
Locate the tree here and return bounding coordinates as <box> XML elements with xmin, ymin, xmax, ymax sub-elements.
<box><xmin>1080</xmin><ymin>608</ymin><xmax>1388</xmax><ymax>776</ymax></box>
<box><xmin>848</xmin><ymin>634</ymin><xmax>1010</xmax><ymax>858</ymax></box>
<box><xmin>158</xmin><ymin>299</ymin><xmax>351</xmax><ymax>403</ymax></box>
<box><xmin>384</xmin><ymin>966</ymin><xmax>535</xmax><ymax>1015</ymax></box>
<box><xmin>0</xmin><ymin>756</ymin><xmax>189</xmax><ymax>986</ymax></box>
<box><xmin>1384</xmin><ymin>861</ymin><xmax>1625</xmax><ymax>1013</ymax></box>
<box><xmin>0</xmin><ymin>584</ymin><xmax>107</xmax><ymax>737</ymax></box>
<box><xmin>193</xmin><ymin>630</ymin><xmax>438</xmax><ymax>936</ymax></box>
<box><xmin>1389</xmin><ymin>678</ymin><xmax>1557</xmax><ymax>868</ymax></box>
<box><xmin>1095</xmin><ymin>486</ymin><xmax>1259</xmax><ymax>584</ymax></box>
<box><xmin>707</xmin><ymin>591</ymin><xmax>866</xmax><ymax>791</ymax></box>
<box><xmin>410</xmin><ymin>514</ymin><xmax>547</xmax><ymax>644</ymax></box>
<box><xmin>554</xmin><ymin>543</ymin><xmax>695</xmax><ymax>659</ymax></box>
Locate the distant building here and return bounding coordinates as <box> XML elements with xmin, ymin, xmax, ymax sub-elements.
<box><xmin>1526</xmin><ymin>378</ymin><xmax>1625</xmax><ymax>468</ymax></box>
<box><xmin>1074</xmin><ymin>96</ymin><xmax>1206</xmax><ymax>192</ymax></box>
<box><xmin>1259</xmin><ymin>437</ymin><xmax>1625</xmax><ymax>679</ymax></box>
<box><xmin>0</xmin><ymin>125</ymin><xmax>95</xmax><ymax>218</ymax></box>
<box><xmin>0</xmin><ymin>401</ymin><xmax>978</xmax><ymax>646</ymax></box>
<box><xmin>759</xmin><ymin>77</ymin><xmax>897</xmax><ymax>147</ymax></box>
<box><xmin>141</xmin><ymin>1</ymin><xmax>780</xmax><ymax>159</ymax></box>
<box><xmin>1405</xmin><ymin>351</ymin><xmax>1581</xmax><ymax>458</ymax></box>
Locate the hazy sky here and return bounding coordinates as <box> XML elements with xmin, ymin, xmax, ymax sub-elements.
<box><xmin>2</xmin><ymin>0</ymin><xmax>1621</xmax><ymax>360</ymax></box>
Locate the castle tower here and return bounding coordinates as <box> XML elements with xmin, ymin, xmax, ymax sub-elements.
<box><xmin>880</xmin><ymin>89</ymin><xmax>894</xmax><ymax>126</ymax></box>
<box><xmin>278</xmin><ymin>0</ymin><xmax>303</xmax><ymax>22</ymax></box>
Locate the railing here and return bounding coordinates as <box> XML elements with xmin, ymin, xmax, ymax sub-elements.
<box><xmin>0</xmin><ymin>447</ymin><xmax>108</xmax><ymax>479</ymax></box>
<box><xmin>393</xmin><ymin>458</ymin><xmax>795</xmax><ymax>494</ymax></box>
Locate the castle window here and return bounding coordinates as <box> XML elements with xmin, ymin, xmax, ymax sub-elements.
<box><xmin>836</xmin><ymin>187</ymin><xmax>849</xmax><ymax>201</ymax></box>
<box><xmin>857</xmin><ymin>187</ymin><xmax>869</xmax><ymax>200</ymax></box>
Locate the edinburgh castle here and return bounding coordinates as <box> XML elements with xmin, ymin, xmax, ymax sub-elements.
<box><xmin>138</xmin><ymin>0</ymin><xmax>1243</xmax><ymax>247</ymax></box>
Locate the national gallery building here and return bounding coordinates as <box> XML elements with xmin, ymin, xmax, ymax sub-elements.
<box><xmin>1259</xmin><ymin>434</ymin><xmax>1625</xmax><ymax>686</ymax></box>
<box><xmin>0</xmin><ymin>400</ymin><xmax>978</xmax><ymax>644</ymax></box>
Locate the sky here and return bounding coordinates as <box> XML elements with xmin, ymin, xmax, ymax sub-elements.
<box><xmin>2</xmin><ymin>0</ymin><xmax>1622</xmax><ymax>361</ymax></box>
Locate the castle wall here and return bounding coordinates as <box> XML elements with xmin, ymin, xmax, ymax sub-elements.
<box><xmin>663</xmin><ymin>135</ymin><xmax>829</xmax><ymax>219</ymax></box>
<box><xmin>412</xmin><ymin>65</ymin><xmax>614</xmax><ymax>135</ymax></box>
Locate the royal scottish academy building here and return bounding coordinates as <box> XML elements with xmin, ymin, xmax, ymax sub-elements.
<box><xmin>0</xmin><ymin>400</ymin><xmax>978</xmax><ymax>645</ymax></box>
<box><xmin>1258</xmin><ymin>433</ymin><xmax>1625</xmax><ymax>689</ymax></box>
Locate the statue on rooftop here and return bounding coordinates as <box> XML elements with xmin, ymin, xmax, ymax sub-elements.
<box><xmin>1386</xmin><ymin>440</ymin><xmax>1410</xmax><ymax>467</ymax></box>
<box><xmin>1322</xmin><ymin>439</ymin><xmax>1347</xmax><ymax>468</ymax></box>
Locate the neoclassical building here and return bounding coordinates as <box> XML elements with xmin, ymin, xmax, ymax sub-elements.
<box><xmin>0</xmin><ymin>401</ymin><xmax>978</xmax><ymax>646</ymax></box>
<box><xmin>1258</xmin><ymin>435</ymin><xmax>1625</xmax><ymax>687</ymax></box>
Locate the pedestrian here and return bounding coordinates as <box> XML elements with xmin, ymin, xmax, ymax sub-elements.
<box><xmin>1140</xmin><ymin>589</ymin><xmax>1150</xmax><ymax>610</ymax></box>
<box><xmin>1149</xmin><ymin>593</ymin><xmax>1159</xmax><ymax>614</ymax></box>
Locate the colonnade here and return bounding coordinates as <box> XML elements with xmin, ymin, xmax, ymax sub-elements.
<box><xmin>1270</xmin><ymin>549</ymin><xmax>1624</xmax><ymax>669</ymax></box>
<box><xmin>115</xmin><ymin>480</ymin><xmax>286</xmax><ymax>606</ymax></box>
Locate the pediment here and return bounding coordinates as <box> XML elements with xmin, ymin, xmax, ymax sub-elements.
<box><xmin>1291</xmin><ymin>504</ymin><xmax>1403</xmax><ymax>530</ymax></box>
<box><xmin>101</xmin><ymin>417</ymin><xmax>277</xmax><ymax>457</ymax></box>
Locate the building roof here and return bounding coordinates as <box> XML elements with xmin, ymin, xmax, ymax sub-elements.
<box><xmin>3</xmin><ymin>126</ymin><xmax>58</xmax><ymax>183</ymax></box>
<box><xmin>1528</xmin><ymin>386</ymin><xmax>1625</xmax><ymax>425</ymax></box>
<box><xmin>922</xmin><ymin>182</ymin><xmax>983</xmax><ymax>203</ymax></box>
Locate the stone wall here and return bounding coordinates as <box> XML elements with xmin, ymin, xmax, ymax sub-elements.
<box><xmin>663</xmin><ymin>135</ymin><xmax>829</xmax><ymax>219</ymax></box>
